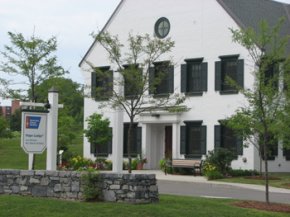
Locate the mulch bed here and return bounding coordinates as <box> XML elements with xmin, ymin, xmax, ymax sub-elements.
<box><xmin>283</xmin><ymin>183</ymin><xmax>290</xmax><ymax>188</ymax></box>
<box><xmin>232</xmin><ymin>201</ymin><xmax>290</xmax><ymax>213</ymax></box>
<box><xmin>244</xmin><ymin>176</ymin><xmax>281</xmax><ymax>180</ymax></box>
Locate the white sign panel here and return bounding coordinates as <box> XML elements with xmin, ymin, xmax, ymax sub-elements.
<box><xmin>21</xmin><ymin>111</ymin><xmax>47</xmax><ymax>154</ymax></box>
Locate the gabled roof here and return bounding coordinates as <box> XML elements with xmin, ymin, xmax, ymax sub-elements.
<box><xmin>218</xmin><ymin>0</ymin><xmax>290</xmax><ymax>54</ymax></box>
<box><xmin>79</xmin><ymin>0</ymin><xmax>124</xmax><ymax>67</ymax></box>
<box><xmin>79</xmin><ymin>0</ymin><xmax>290</xmax><ymax>67</ymax></box>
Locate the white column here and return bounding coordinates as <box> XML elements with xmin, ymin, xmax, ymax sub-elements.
<box><xmin>142</xmin><ymin>124</ymin><xmax>150</xmax><ymax>169</ymax></box>
<box><xmin>112</xmin><ymin>72</ymin><xmax>124</xmax><ymax>173</ymax></box>
<box><xmin>112</xmin><ymin>108</ymin><xmax>123</xmax><ymax>172</ymax></box>
<box><xmin>172</xmin><ymin>123</ymin><xmax>179</xmax><ymax>159</ymax></box>
<box><xmin>46</xmin><ymin>87</ymin><xmax>59</xmax><ymax>170</ymax></box>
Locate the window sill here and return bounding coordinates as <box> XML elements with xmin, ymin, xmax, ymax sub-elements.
<box><xmin>94</xmin><ymin>98</ymin><xmax>110</xmax><ymax>102</ymax></box>
<box><xmin>185</xmin><ymin>91</ymin><xmax>203</xmax><ymax>96</ymax></box>
<box><xmin>219</xmin><ymin>90</ymin><xmax>238</xmax><ymax>95</ymax></box>
<box><xmin>184</xmin><ymin>154</ymin><xmax>202</xmax><ymax>159</ymax></box>
<box><xmin>153</xmin><ymin>93</ymin><xmax>170</xmax><ymax>98</ymax></box>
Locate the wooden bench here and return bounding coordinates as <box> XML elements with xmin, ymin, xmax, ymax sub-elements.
<box><xmin>171</xmin><ymin>159</ymin><xmax>202</xmax><ymax>176</ymax></box>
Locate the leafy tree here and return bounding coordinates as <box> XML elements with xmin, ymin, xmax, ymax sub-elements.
<box><xmin>225</xmin><ymin>18</ymin><xmax>290</xmax><ymax>204</ymax></box>
<box><xmin>84</xmin><ymin>113</ymin><xmax>112</xmax><ymax>157</ymax></box>
<box><xmin>33</xmin><ymin>77</ymin><xmax>84</xmax><ymax>163</ymax></box>
<box><xmin>34</xmin><ymin>77</ymin><xmax>83</xmax><ymax>124</ymax></box>
<box><xmin>9</xmin><ymin>109</ymin><xmax>21</xmax><ymax>132</ymax></box>
<box><xmin>0</xmin><ymin>115</ymin><xmax>11</xmax><ymax>138</ymax></box>
<box><xmin>89</xmin><ymin>32</ymin><xmax>184</xmax><ymax>173</ymax></box>
<box><xmin>0</xmin><ymin>31</ymin><xmax>66</xmax><ymax>101</ymax></box>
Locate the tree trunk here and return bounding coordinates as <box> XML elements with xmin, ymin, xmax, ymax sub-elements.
<box><xmin>263</xmin><ymin>137</ymin><xmax>270</xmax><ymax>204</ymax></box>
<box><xmin>259</xmin><ymin>148</ymin><xmax>262</xmax><ymax>176</ymax></box>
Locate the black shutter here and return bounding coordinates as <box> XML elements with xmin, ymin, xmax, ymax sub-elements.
<box><xmin>201</xmin><ymin>62</ymin><xmax>208</xmax><ymax>92</ymax></box>
<box><xmin>215</xmin><ymin>61</ymin><xmax>221</xmax><ymax>91</ymax></box>
<box><xmin>107</xmin><ymin>70</ymin><xmax>113</xmax><ymax>97</ymax></box>
<box><xmin>181</xmin><ymin>64</ymin><xmax>187</xmax><ymax>93</ymax></box>
<box><xmin>91</xmin><ymin>72</ymin><xmax>96</xmax><ymax>99</ymax></box>
<box><xmin>180</xmin><ymin>126</ymin><xmax>187</xmax><ymax>155</ymax></box>
<box><xmin>236</xmin><ymin>135</ymin><xmax>243</xmax><ymax>155</ymax></box>
<box><xmin>214</xmin><ymin>125</ymin><xmax>221</xmax><ymax>149</ymax></box>
<box><xmin>149</xmin><ymin>67</ymin><xmax>155</xmax><ymax>94</ymax></box>
<box><xmin>136</xmin><ymin>127</ymin><xmax>142</xmax><ymax>155</ymax></box>
<box><xmin>90</xmin><ymin>143</ymin><xmax>96</xmax><ymax>156</ymax></box>
<box><xmin>108</xmin><ymin>127</ymin><xmax>112</xmax><ymax>154</ymax></box>
<box><xmin>237</xmin><ymin>59</ymin><xmax>244</xmax><ymax>88</ymax></box>
<box><xmin>200</xmin><ymin>126</ymin><xmax>207</xmax><ymax>155</ymax></box>
<box><xmin>123</xmin><ymin>124</ymin><xmax>128</xmax><ymax>156</ymax></box>
<box><xmin>168</xmin><ymin>65</ymin><xmax>174</xmax><ymax>93</ymax></box>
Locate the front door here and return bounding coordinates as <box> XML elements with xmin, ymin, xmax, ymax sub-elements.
<box><xmin>165</xmin><ymin>126</ymin><xmax>172</xmax><ymax>159</ymax></box>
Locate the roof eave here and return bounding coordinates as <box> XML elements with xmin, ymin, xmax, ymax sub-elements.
<box><xmin>78</xmin><ymin>0</ymin><xmax>124</xmax><ymax>68</ymax></box>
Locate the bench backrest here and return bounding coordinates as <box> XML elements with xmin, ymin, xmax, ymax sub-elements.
<box><xmin>172</xmin><ymin>159</ymin><xmax>201</xmax><ymax>167</ymax></box>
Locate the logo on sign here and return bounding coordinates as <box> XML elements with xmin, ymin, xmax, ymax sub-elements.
<box><xmin>25</xmin><ymin>116</ymin><xmax>41</xmax><ymax>129</ymax></box>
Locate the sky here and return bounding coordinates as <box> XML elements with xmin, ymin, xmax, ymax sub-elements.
<box><xmin>0</xmin><ymin>0</ymin><xmax>290</xmax><ymax>106</ymax></box>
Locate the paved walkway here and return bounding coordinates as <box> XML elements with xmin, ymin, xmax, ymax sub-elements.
<box><xmin>130</xmin><ymin>170</ymin><xmax>290</xmax><ymax>194</ymax></box>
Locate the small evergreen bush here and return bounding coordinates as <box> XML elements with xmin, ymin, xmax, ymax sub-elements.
<box><xmin>81</xmin><ymin>171</ymin><xmax>100</xmax><ymax>201</ymax></box>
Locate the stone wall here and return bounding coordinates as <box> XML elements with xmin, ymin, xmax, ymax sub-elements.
<box><xmin>0</xmin><ymin>170</ymin><xmax>158</xmax><ymax>203</ymax></box>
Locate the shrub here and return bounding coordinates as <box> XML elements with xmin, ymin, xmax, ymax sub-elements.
<box><xmin>204</xmin><ymin>148</ymin><xmax>236</xmax><ymax>175</ymax></box>
<box><xmin>159</xmin><ymin>158</ymin><xmax>172</xmax><ymax>174</ymax></box>
<box><xmin>95</xmin><ymin>158</ymin><xmax>112</xmax><ymax>170</ymax></box>
<box><xmin>206</xmin><ymin>170</ymin><xmax>224</xmax><ymax>180</ymax></box>
<box><xmin>69</xmin><ymin>155</ymin><xmax>95</xmax><ymax>171</ymax></box>
<box><xmin>81</xmin><ymin>171</ymin><xmax>100</xmax><ymax>201</ymax></box>
<box><xmin>228</xmin><ymin>169</ymin><xmax>259</xmax><ymax>177</ymax></box>
<box><xmin>131</xmin><ymin>159</ymin><xmax>138</xmax><ymax>170</ymax></box>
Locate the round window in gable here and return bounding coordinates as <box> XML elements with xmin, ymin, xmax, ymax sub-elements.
<box><xmin>154</xmin><ymin>17</ymin><xmax>170</xmax><ymax>39</ymax></box>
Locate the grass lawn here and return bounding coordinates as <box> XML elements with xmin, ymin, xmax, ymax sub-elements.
<box><xmin>217</xmin><ymin>173</ymin><xmax>290</xmax><ymax>189</ymax></box>
<box><xmin>0</xmin><ymin>194</ymin><xmax>288</xmax><ymax>217</ymax></box>
<box><xmin>0</xmin><ymin>137</ymin><xmax>82</xmax><ymax>170</ymax></box>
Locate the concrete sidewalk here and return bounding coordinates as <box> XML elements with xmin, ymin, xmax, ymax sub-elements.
<box><xmin>130</xmin><ymin>170</ymin><xmax>290</xmax><ymax>194</ymax></box>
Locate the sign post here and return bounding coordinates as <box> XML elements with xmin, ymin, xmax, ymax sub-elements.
<box><xmin>20</xmin><ymin>87</ymin><xmax>63</xmax><ymax>170</ymax></box>
<box><xmin>46</xmin><ymin>87</ymin><xmax>59</xmax><ymax>170</ymax></box>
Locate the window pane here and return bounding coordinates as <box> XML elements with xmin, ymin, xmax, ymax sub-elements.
<box><xmin>221</xmin><ymin>126</ymin><xmax>237</xmax><ymax>154</ymax></box>
<box><xmin>187</xmin><ymin>62</ymin><xmax>202</xmax><ymax>92</ymax></box>
<box><xmin>187</xmin><ymin>125</ymin><xmax>201</xmax><ymax>155</ymax></box>
<box><xmin>221</xmin><ymin>59</ymin><xmax>237</xmax><ymax>91</ymax></box>
<box><xmin>155</xmin><ymin>63</ymin><xmax>169</xmax><ymax>94</ymax></box>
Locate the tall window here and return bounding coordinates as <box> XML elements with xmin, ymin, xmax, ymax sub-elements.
<box><xmin>181</xmin><ymin>59</ymin><xmax>207</xmax><ymax>95</ymax></box>
<box><xmin>264</xmin><ymin>62</ymin><xmax>279</xmax><ymax>90</ymax></box>
<box><xmin>123</xmin><ymin>64</ymin><xmax>143</xmax><ymax>98</ymax></box>
<box><xmin>214</xmin><ymin>124</ymin><xmax>243</xmax><ymax>156</ymax></box>
<box><xmin>91</xmin><ymin>66</ymin><xmax>113</xmax><ymax>100</ymax></box>
<box><xmin>149</xmin><ymin>61</ymin><xmax>174</xmax><ymax>96</ymax></box>
<box><xmin>259</xmin><ymin>134</ymin><xmax>278</xmax><ymax>161</ymax></box>
<box><xmin>123</xmin><ymin>123</ymin><xmax>142</xmax><ymax>157</ymax></box>
<box><xmin>215</xmin><ymin>55</ymin><xmax>244</xmax><ymax>93</ymax></box>
<box><xmin>90</xmin><ymin>127</ymin><xmax>112</xmax><ymax>157</ymax></box>
<box><xmin>180</xmin><ymin>122</ymin><xmax>206</xmax><ymax>158</ymax></box>
<box><xmin>283</xmin><ymin>148</ymin><xmax>290</xmax><ymax>161</ymax></box>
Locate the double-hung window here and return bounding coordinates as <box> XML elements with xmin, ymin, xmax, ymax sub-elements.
<box><xmin>215</xmin><ymin>55</ymin><xmax>244</xmax><ymax>94</ymax></box>
<box><xmin>123</xmin><ymin>64</ymin><xmax>143</xmax><ymax>99</ymax></box>
<box><xmin>180</xmin><ymin>121</ymin><xmax>206</xmax><ymax>158</ymax></box>
<box><xmin>259</xmin><ymin>134</ymin><xmax>278</xmax><ymax>161</ymax></box>
<box><xmin>149</xmin><ymin>61</ymin><xmax>174</xmax><ymax>96</ymax></box>
<box><xmin>214</xmin><ymin>124</ymin><xmax>243</xmax><ymax>156</ymax></box>
<box><xmin>123</xmin><ymin>123</ymin><xmax>142</xmax><ymax>157</ymax></box>
<box><xmin>90</xmin><ymin>127</ymin><xmax>112</xmax><ymax>157</ymax></box>
<box><xmin>181</xmin><ymin>58</ymin><xmax>207</xmax><ymax>95</ymax></box>
<box><xmin>91</xmin><ymin>66</ymin><xmax>113</xmax><ymax>100</ymax></box>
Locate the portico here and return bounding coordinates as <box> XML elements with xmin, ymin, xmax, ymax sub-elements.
<box><xmin>139</xmin><ymin>111</ymin><xmax>182</xmax><ymax>169</ymax></box>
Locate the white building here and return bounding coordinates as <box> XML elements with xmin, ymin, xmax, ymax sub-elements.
<box><xmin>79</xmin><ymin>0</ymin><xmax>290</xmax><ymax>172</ymax></box>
